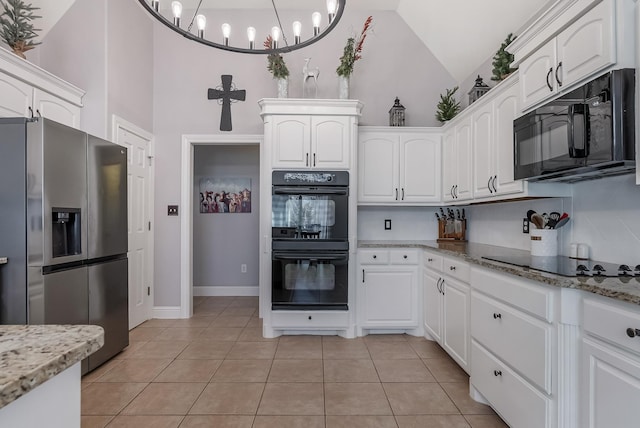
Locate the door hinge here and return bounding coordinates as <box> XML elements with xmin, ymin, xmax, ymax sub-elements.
<box><xmin>147</xmin><ymin>286</ymin><xmax>151</xmax><ymax>296</ymax></box>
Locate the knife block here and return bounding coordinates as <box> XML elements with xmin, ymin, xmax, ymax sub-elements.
<box><xmin>437</xmin><ymin>219</ymin><xmax>467</xmax><ymax>242</ymax></box>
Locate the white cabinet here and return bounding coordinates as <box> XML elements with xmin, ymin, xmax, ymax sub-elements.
<box><xmin>271</xmin><ymin>115</ymin><xmax>351</xmax><ymax>169</ymax></box>
<box><xmin>357</xmin><ymin>248</ymin><xmax>421</xmax><ymax>334</ymax></box>
<box><xmin>358</xmin><ymin>127</ymin><xmax>441</xmax><ymax>204</ymax></box>
<box><xmin>581</xmin><ymin>295</ymin><xmax>640</xmax><ymax>428</ymax></box>
<box><xmin>518</xmin><ymin>0</ymin><xmax>615</xmax><ymax>111</ymax></box>
<box><xmin>472</xmin><ymin>77</ymin><xmax>523</xmax><ymax>199</ymax></box>
<box><xmin>423</xmin><ymin>250</ymin><xmax>470</xmax><ymax>372</ymax></box>
<box><xmin>470</xmin><ymin>266</ymin><xmax>558</xmax><ymax>428</ymax></box>
<box><xmin>442</xmin><ymin>116</ymin><xmax>473</xmax><ymax>203</ymax></box>
<box><xmin>0</xmin><ymin>47</ymin><xmax>83</xmax><ymax>128</ymax></box>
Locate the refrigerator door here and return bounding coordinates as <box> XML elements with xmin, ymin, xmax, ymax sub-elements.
<box><xmin>87</xmin><ymin>136</ymin><xmax>128</xmax><ymax>259</ymax></box>
<box><xmin>88</xmin><ymin>257</ymin><xmax>129</xmax><ymax>371</ymax></box>
<box><xmin>42</xmin><ymin>266</ymin><xmax>89</xmax><ymax>325</ymax></box>
<box><xmin>37</xmin><ymin>119</ymin><xmax>88</xmax><ymax>266</ymax></box>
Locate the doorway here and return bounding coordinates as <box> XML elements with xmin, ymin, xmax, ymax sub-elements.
<box><xmin>180</xmin><ymin>135</ymin><xmax>262</xmax><ymax>318</ymax></box>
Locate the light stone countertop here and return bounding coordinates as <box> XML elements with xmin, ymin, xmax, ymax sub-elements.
<box><xmin>358</xmin><ymin>240</ymin><xmax>640</xmax><ymax>306</ymax></box>
<box><xmin>0</xmin><ymin>325</ymin><xmax>104</xmax><ymax>409</ymax></box>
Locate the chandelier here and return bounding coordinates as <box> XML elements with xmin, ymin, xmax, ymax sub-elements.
<box><xmin>138</xmin><ymin>0</ymin><xmax>346</xmax><ymax>54</ymax></box>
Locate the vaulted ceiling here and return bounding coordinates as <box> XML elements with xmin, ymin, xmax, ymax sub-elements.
<box><xmin>29</xmin><ymin>0</ymin><xmax>551</xmax><ymax>83</ymax></box>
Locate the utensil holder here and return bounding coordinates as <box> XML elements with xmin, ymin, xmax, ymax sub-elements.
<box><xmin>530</xmin><ymin>229</ymin><xmax>558</xmax><ymax>256</ymax></box>
<box><xmin>437</xmin><ymin>219</ymin><xmax>467</xmax><ymax>243</ymax></box>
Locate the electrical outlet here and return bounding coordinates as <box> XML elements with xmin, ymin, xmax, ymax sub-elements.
<box><xmin>168</xmin><ymin>205</ymin><xmax>179</xmax><ymax>216</ymax></box>
<box><xmin>522</xmin><ymin>218</ymin><xmax>529</xmax><ymax>234</ymax></box>
<box><xmin>384</xmin><ymin>219</ymin><xmax>392</xmax><ymax>230</ymax></box>
<box><xmin>241</xmin><ymin>264</ymin><xmax>247</xmax><ymax>273</ymax></box>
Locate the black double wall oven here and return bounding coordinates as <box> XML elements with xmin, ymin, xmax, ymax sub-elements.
<box><xmin>271</xmin><ymin>171</ymin><xmax>349</xmax><ymax>311</ymax></box>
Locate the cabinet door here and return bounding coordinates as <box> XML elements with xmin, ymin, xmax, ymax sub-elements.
<box><xmin>582</xmin><ymin>338</ymin><xmax>640</xmax><ymax>428</ymax></box>
<box><xmin>493</xmin><ymin>81</ymin><xmax>524</xmax><ymax>196</ymax></box>
<box><xmin>443</xmin><ymin>276</ymin><xmax>470</xmax><ymax>371</ymax></box>
<box><xmin>454</xmin><ymin>118</ymin><xmax>473</xmax><ymax>201</ymax></box>
<box><xmin>400</xmin><ymin>133</ymin><xmax>441</xmax><ymax>203</ymax></box>
<box><xmin>520</xmin><ymin>39</ymin><xmax>557</xmax><ymax>111</ymax></box>
<box><xmin>441</xmin><ymin>128</ymin><xmax>456</xmax><ymax>202</ymax></box>
<box><xmin>271</xmin><ymin>116</ymin><xmax>311</xmax><ymax>168</ymax></box>
<box><xmin>360</xmin><ymin>267</ymin><xmax>418</xmax><ymax>327</ymax></box>
<box><xmin>33</xmin><ymin>89</ymin><xmax>81</xmax><ymax>129</ymax></box>
<box><xmin>0</xmin><ymin>72</ymin><xmax>31</xmax><ymax>117</ymax></box>
<box><xmin>358</xmin><ymin>133</ymin><xmax>399</xmax><ymax>203</ymax></box>
<box><xmin>557</xmin><ymin>0</ymin><xmax>614</xmax><ymax>90</ymax></box>
<box><xmin>311</xmin><ymin>116</ymin><xmax>350</xmax><ymax>169</ymax></box>
<box><xmin>472</xmin><ymin>103</ymin><xmax>494</xmax><ymax>199</ymax></box>
<box><xmin>423</xmin><ymin>269</ymin><xmax>442</xmax><ymax>342</ymax></box>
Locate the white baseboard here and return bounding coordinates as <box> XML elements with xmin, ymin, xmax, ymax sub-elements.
<box><xmin>194</xmin><ymin>286</ymin><xmax>259</xmax><ymax>297</ymax></box>
<box><xmin>152</xmin><ymin>306</ymin><xmax>182</xmax><ymax>319</ymax></box>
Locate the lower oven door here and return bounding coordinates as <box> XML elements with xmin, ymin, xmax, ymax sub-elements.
<box><xmin>272</xmin><ymin>251</ymin><xmax>348</xmax><ymax>310</ymax></box>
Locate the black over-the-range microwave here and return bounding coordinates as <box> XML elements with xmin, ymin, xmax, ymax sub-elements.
<box><xmin>513</xmin><ymin>68</ymin><xmax>635</xmax><ymax>182</ymax></box>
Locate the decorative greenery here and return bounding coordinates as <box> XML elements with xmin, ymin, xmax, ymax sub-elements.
<box><xmin>491</xmin><ymin>33</ymin><xmax>517</xmax><ymax>81</ymax></box>
<box><xmin>336</xmin><ymin>15</ymin><xmax>373</xmax><ymax>77</ymax></box>
<box><xmin>435</xmin><ymin>86</ymin><xmax>461</xmax><ymax>123</ymax></box>
<box><xmin>0</xmin><ymin>0</ymin><xmax>41</xmax><ymax>58</ymax></box>
<box><xmin>263</xmin><ymin>35</ymin><xmax>289</xmax><ymax>79</ymax></box>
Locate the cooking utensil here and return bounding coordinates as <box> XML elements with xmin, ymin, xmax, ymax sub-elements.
<box><xmin>549</xmin><ymin>212</ymin><xmax>561</xmax><ymax>222</ymax></box>
<box><xmin>526</xmin><ymin>210</ymin><xmax>536</xmax><ymax>222</ymax></box>
<box><xmin>559</xmin><ymin>212</ymin><xmax>569</xmax><ymax>221</ymax></box>
<box><xmin>554</xmin><ymin>216</ymin><xmax>570</xmax><ymax>229</ymax></box>
<box><xmin>462</xmin><ymin>209</ymin><xmax>466</xmax><ymax>220</ymax></box>
<box><xmin>531</xmin><ymin>213</ymin><xmax>545</xmax><ymax>229</ymax></box>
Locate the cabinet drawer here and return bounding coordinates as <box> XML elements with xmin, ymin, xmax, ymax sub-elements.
<box><xmin>471</xmin><ymin>291</ymin><xmax>552</xmax><ymax>393</ymax></box>
<box><xmin>271</xmin><ymin>311</ymin><xmax>349</xmax><ymax>329</ymax></box>
<box><xmin>389</xmin><ymin>249</ymin><xmax>418</xmax><ymax>265</ymax></box>
<box><xmin>471</xmin><ymin>266</ymin><xmax>554</xmax><ymax>322</ymax></box>
<box><xmin>358</xmin><ymin>249</ymin><xmax>389</xmax><ymax>265</ymax></box>
<box><xmin>583</xmin><ymin>297</ymin><xmax>640</xmax><ymax>357</ymax></box>
<box><xmin>423</xmin><ymin>251</ymin><xmax>443</xmax><ymax>271</ymax></box>
<box><xmin>471</xmin><ymin>340</ymin><xmax>551</xmax><ymax>428</ymax></box>
<box><xmin>443</xmin><ymin>257</ymin><xmax>469</xmax><ymax>282</ymax></box>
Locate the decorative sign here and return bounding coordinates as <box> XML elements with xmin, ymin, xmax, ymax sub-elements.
<box><xmin>199</xmin><ymin>177</ymin><xmax>251</xmax><ymax>213</ymax></box>
<box><xmin>208</xmin><ymin>75</ymin><xmax>246</xmax><ymax>131</ymax></box>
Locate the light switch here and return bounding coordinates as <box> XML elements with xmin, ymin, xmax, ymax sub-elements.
<box><xmin>385</xmin><ymin>219</ymin><xmax>392</xmax><ymax>230</ymax></box>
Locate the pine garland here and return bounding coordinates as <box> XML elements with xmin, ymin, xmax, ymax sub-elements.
<box><xmin>435</xmin><ymin>86</ymin><xmax>461</xmax><ymax>123</ymax></box>
<box><xmin>263</xmin><ymin>35</ymin><xmax>289</xmax><ymax>79</ymax></box>
<box><xmin>0</xmin><ymin>0</ymin><xmax>41</xmax><ymax>56</ymax></box>
<box><xmin>491</xmin><ymin>33</ymin><xmax>516</xmax><ymax>81</ymax></box>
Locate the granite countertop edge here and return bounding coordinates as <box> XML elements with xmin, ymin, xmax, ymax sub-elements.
<box><xmin>0</xmin><ymin>325</ymin><xmax>104</xmax><ymax>409</ymax></box>
<box><xmin>358</xmin><ymin>240</ymin><xmax>640</xmax><ymax>306</ymax></box>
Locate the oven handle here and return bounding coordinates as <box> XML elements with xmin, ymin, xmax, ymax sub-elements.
<box><xmin>273</xmin><ymin>253</ymin><xmax>349</xmax><ymax>262</ymax></box>
<box><xmin>273</xmin><ymin>187</ymin><xmax>348</xmax><ymax>196</ymax></box>
<box><xmin>568</xmin><ymin>103</ymin><xmax>589</xmax><ymax>158</ymax></box>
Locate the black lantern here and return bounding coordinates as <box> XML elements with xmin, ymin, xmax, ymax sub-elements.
<box><xmin>389</xmin><ymin>97</ymin><xmax>405</xmax><ymax>126</ymax></box>
<box><xmin>468</xmin><ymin>75</ymin><xmax>490</xmax><ymax>104</ymax></box>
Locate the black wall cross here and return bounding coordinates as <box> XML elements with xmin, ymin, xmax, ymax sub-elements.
<box><xmin>208</xmin><ymin>75</ymin><xmax>246</xmax><ymax>131</ymax></box>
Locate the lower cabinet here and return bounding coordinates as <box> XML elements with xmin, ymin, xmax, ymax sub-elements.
<box><xmin>423</xmin><ymin>251</ymin><xmax>470</xmax><ymax>372</ymax></box>
<box><xmin>581</xmin><ymin>295</ymin><xmax>640</xmax><ymax>428</ymax></box>
<box><xmin>357</xmin><ymin>248</ymin><xmax>420</xmax><ymax>335</ymax></box>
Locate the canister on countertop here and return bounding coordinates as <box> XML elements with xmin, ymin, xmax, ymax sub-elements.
<box><xmin>577</xmin><ymin>243</ymin><xmax>590</xmax><ymax>260</ymax></box>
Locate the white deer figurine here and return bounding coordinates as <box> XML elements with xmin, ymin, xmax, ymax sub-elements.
<box><xmin>303</xmin><ymin>58</ymin><xmax>320</xmax><ymax>97</ymax></box>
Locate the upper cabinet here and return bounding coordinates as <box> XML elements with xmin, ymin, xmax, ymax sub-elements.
<box><xmin>511</xmin><ymin>0</ymin><xmax>635</xmax><ymax>113</ymax></box>
<box><xmin>0</xmin><ymin>47</ymin><xmax>84</xmax><ymax>128</ymax></box>
<box><xmin>260</xmin><ymin>99</ymin><xmax>363</xmax><ymax>170</ymax></box>
<box><xmin>358</xmin><ymin>127</ymin><xmax>441</xmax><ymax>205</ymax></box>
<box><xmin>442</xmin><ymin>115</ymin><xmax>473</xmax><ymax>203</ymax></box>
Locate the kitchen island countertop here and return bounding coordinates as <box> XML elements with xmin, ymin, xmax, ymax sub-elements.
<box><xmin>0</xmin><ymin>324</ymin><xmax>103</xmax><ymax>409</ymax></box>
<box><xmin>358</xmin><ymin>240</ymin><xmax>640</xmax><ymax>306</ymax></box>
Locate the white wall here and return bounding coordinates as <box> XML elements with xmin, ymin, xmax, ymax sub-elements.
<box><xmin>192</xmin><ymin>145</ymin><xmax>260</xmax><ymax>288</ymax></box>
<box><xmin>357</xmin><ymin>206</ymin><xmax>439</xmax><ymax>241</ymax></box>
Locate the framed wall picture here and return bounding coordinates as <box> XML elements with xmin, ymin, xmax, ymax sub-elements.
<box><xmin>199</xmin><ymin>177</ymin><xmax>251</xmax><ymax>213</ymax></box>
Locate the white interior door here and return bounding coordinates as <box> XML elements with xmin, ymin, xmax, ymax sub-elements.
<box><xmin>113</xmin><ymin>117</ymin><xmax>154</xmax><ymax>329</ymax></box>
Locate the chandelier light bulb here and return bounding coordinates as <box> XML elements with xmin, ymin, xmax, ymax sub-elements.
<box><xmin>327</xmin><ymin>0</ymin><xmax>337</xmax><ymax>23</ymax></box>
<box><xmin>171</xmin><ymin>1</ymin><xmax>182</xmax><ymax>26</ymax></box>
<box><xmin>271</xmin><ymin>26</ymin><xmax>281</xmax><ymax>49</ymax></box>
<box><xmin>292</xmin><ymin>21</ymin><xmax>302</xmax><ymax>44</ymax></box>
<box><xmin>151</xmin><ymin>0</ymin><xmax>159</xmax><ymax>12</ymax></box>
<box><xmin>247</xmin><ymin>26</ymin><xmax>256</xmax><ymax>49</ymax></box>
<box><xmin>196</xmin><ymin>14</ymin><xmax>206</xmax><ymax>38</ymax></box>
<box><xmin>222</xmin><ymin>23</ymin><xmax>231</xmax><ymax>46</ymax></box>
<box><xmin>312</xmin><ymin>12</ymin><xmax>321</xmax><ymax>36</ymax></box>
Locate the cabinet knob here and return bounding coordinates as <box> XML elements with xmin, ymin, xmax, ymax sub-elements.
<box><xmin>373</xmin><ymin>255</ymin><xmax>377</xmax><ymax>259</ymax></box>
<box><xmin>626</xmin><ymin>328</ymin><xmax>640</xmax><ymax>338</ymax></box>
<box><xmin>493</xmin><ymin>313</ymin><xmax>502</xmax><ymax>320</ymax></box>
<box><xmin>494</xmin><ymin>370</ymin><xmax>502</xmax><ymax>377</ymax></box>
<box><xmin>449</xmin><ymin>266</ymin><xmax>456</xmax><ymax>271</ymax></box>
<box><xmin>427</xmin><ymin>258</ymin><xmax>433</xmax><ymax>262</ymax></box>
<box><xmin>308</xmin><ymin>316</ymin><xmax>312</xmax><ymax>320</ymax></box>
<box><xmin>403</xmin><ymin>255</ymin><xmax>408</xmax><ymax>259</ymax></box>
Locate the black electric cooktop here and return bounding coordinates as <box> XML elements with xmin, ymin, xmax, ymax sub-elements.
<box><xmin>482</xmin><ymin>255</ymin><xmax>639</xmax><ymax>278</ymax></box>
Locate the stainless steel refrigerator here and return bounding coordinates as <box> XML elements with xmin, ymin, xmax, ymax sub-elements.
<box><xmin>0</xmin><ymin>117</ymin><xmax>129</xmax><ymax>373</ymax></box>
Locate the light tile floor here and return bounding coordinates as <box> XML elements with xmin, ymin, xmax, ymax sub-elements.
<box><xmin>81</xmin><ymin>296</ymin><xmax>509</xmax><ymax>428</ymax></box>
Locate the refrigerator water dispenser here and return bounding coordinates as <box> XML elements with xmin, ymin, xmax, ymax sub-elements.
<box><xmin>51</xmin><ymin>208</ymin><xmax>81</xmax><ymax>258</ymax></box>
